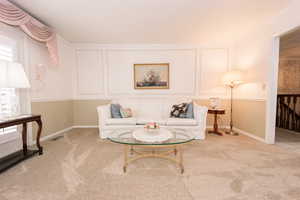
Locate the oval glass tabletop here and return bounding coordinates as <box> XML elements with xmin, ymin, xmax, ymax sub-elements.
<box><xmin>107</xmin><ymin>128</ymin><xmax>195</xmax><ymax>145</ymax></box>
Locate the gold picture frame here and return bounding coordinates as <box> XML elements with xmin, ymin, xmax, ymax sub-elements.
<box><xmin>134</xmin><ymin>63</ymin><xmax>169</xmax><ymax>89</ymax></box>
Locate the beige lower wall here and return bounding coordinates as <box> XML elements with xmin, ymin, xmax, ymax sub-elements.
<box><xmin>31</xmin><ymin>99</ymin><xmax>266</xmax><ymax>141</ymax></box>
<box><xmin>73</xmin><ymin>100</ymin><xmax>110</xmax><ymax>126</ymax></box>
<box><xmin>232</xmin><ymin>99</ymin><xmax>266</xmax><ymax>139</ymax></box>
<box><xmin>31</xmin><ymin>100</ymin><xmax>73</xmax><ymax>138</ymax></box>
<box><xmin>72</xmin><ymin>99</ymin><xmax>231</xmax><ymax>127</ymax></box>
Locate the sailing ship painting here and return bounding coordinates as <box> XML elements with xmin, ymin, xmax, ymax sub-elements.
<box><xmin>134</xmin><ymin>63</ymin><xmax>169</xmax><ymax>89</ymax></box>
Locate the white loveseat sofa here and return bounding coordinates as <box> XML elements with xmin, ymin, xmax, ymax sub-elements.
<box><xmin>97</xmin><ymin>98</ymin><xmax>208</xmax><ymax>139</ymax></box>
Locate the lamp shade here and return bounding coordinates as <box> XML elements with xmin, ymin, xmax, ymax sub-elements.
<box><xmin>0</xmin><ymin>60</ymin><xmax>30</xmax><ymax>88</ymax></box>
<box><xmin>222</xmin><ymin>70</ymin><xmax>244</xmax><ymax>87</ymax></box>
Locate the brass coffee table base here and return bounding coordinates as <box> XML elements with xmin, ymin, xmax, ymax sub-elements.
<box><xmin>123</xmin><ymin>145</ymin><xmax>184</xmax><ymax>174</ymax></box>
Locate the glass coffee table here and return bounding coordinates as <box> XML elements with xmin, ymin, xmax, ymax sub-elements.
<box><xmin>108</xmin><ymin>128</ymin><xmax>195</xmax><ymax>174</ymax></box>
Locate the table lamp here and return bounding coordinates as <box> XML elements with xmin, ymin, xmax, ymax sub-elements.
<box><xmin>0</xmin><ymin>60</ymin><xmax>30</xmax><ymax>118</ymax></box>
<box><xmin>222</xmin><ymin>70</ymin><xmax>243</xmax><ymax>135</ymax></box>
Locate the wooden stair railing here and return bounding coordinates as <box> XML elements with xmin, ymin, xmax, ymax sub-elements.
<box><xmin>276</xmin><ymin>94</ymin><xmax>300</xmax><ymax>132</ymax></box>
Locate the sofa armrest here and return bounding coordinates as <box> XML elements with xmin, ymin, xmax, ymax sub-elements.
<box><xmin>193</xmin><ymin>103</ymin><xmax>208</xmax><ymax>130</ymax></box>
<box><xmin>97</xmin><ymin>104</ymin><xmax>111</xmax><ymax>129</ymax></box>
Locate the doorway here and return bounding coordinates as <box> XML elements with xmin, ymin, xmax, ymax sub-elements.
<box><xmin>275</xmin><ymin>28</ymin><xmax>300</xmax><ymax>151</ymax></box>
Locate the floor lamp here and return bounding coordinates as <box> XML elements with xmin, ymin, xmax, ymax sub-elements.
<box><xmin>222</xmin><ymin>70</ymin><xmax>244</xmax><ymax>136</ymax></box>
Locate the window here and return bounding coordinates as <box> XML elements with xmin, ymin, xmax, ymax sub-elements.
<box><xmin>0</xmin><ymin>43</ymin><xmax>17</xmax><ymax>136</ymax></box>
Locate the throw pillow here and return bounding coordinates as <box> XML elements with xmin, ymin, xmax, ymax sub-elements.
<box><xmin>120</xmin><ymin>108</ymin><xmax>133</xmax><ymax>118</ymax></box>
<box><xmin>170</xmin><ymin>103</ymin><xmax>188</xmax><ymax>118</ymax></box>
<box><xmin>185</xmin><ymin>102</ymin><xmax>194</xmax><ymax>119</ymax></box>
<box><xmin>111</xmin><ymin>104</ymin><xmax>122</xmax><ymax>118</ymax></box>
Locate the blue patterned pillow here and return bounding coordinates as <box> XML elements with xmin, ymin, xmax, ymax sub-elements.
<box><xmin>111</xmin><ymin>104</ymin><xmax>122</xmax><ymax>118</ymax></box>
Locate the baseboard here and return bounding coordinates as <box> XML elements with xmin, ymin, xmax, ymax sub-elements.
<box><xmin>206</xmin><ymin>125</ymin><xmax>266</xmax><ymax>143</ymax></box>
<box><xmin>33</xmin><ymin>125</ymin><xmax>265</xmax><ymax>144</ymax></box>
<box><xmin>233</xmin><ymin>127</ymin><xmax>266</xmax><ymax>143</ymax></box>
<box><xmin>72</xmin><ymin>125</ymin><xmax>98</xmax><ymax>128</ymax></box>
<box><xmin>35</xmin><ymin>125</ymin><xmax>98</xmax><ymax>144</ymax></box>
<box><xmin>32</xmin><ymin>126</ymin><xmax>73</xmax><ymax>145</ymax></box>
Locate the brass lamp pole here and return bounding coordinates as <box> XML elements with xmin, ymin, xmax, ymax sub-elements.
<box><xmin>222</xmin><ymin>70</ymin><xmax>244</xmax><ymax>136</ymax></box>
<box><xmin>226</xmin><ymin>82</ymin><xmax>238</xmax><ymax>135</ymax></box>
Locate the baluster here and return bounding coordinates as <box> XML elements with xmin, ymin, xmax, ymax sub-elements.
<box><xmin>280</xmin><ymin>97</ymin><xmax>284</xmax><ymax>128</ymax></box>
<box><xmin>292</xmin><ymin>96</ymin><xmax>297</xmax><ymax>130</ymax></box>
<box><xmin>283</xmin><ymin>97</ymin><xmax>287</xmax><ymax>129</ymax></box>
<box><xmin>286</xmin><ymin>96</ymin><xmax>291</xmax><ymax>129</ymax></box>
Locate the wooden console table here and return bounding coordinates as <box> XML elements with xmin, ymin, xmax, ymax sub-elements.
<box><xmin>208</xmin><ymin>109</ymin><xmax>225</xmax><ymax>136</ymax></box>
<box><xmin>0</xmin><ymin>114</ymin><xmax>43</xmax><ymax>173</ymax></box>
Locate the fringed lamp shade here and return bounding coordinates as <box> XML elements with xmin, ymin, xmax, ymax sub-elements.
<box><xmin>222</xmin><ymin>70</ymin><xmax>244</xmax><ymax>87</ymax></box>
<box><xmin>0</xmin><ymin>60</ymin><xmax>30</xmax><ymax>88</ymax></box>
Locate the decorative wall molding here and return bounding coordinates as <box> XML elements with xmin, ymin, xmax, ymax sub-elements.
<box><xmin>106</xmin><ymin>48</ymin><xmax>197</xmax><ymax>96</ymax></box>
<box><xmin>76</xmin><ymin>49</ymin><xmax>105</xmax><ymax>95</ymax></box>
<box><xmin>198</xmin><ymin>48</ymin><xmax>229</xmax><ymax>96</ymax></box>
<box><xmin>31</xmin><ymin>98</ymin><xmax>73</xmax><ymax>102</ymax></box>
<box><xmin>73</xmin><ymin>46</ymin><xmax>231</xmax><ymax>99</ymax></box>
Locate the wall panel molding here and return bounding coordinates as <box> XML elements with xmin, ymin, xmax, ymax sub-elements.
<box><xmin>76</xmin><ymin>49</ymin><xmax>105</xmax><ymax>95</ymax></box>
<box><xmin>198</xmin><ymin>48</ymin><xmax>229</xmax><ymax>96</ymax></box>
<box><xmin>106</xmin><ymin>48</ymin><xmax>197</xmax><ymax>96</ymax></box>
<box><xmin>74</xmin><ymin>46</ymin><xmax>231</xmax><ymax>99</ymax></box>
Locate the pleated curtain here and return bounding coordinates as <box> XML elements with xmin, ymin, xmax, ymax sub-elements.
<box><xmin>0</xmin><ymin>0</ymin><xmax>59</xmax><ymax>65</ymax></box>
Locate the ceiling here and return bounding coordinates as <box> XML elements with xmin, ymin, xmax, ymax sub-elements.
<box><xmin>11</xmin><ymin>0</ymin><xmax>292</xmax><ymax>45</ymax></box>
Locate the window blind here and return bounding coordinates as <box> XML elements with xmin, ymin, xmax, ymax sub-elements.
<box><xmin>0</xmin><ymin>44</ymin><xmax>17</xmax><ymax>136</ymax></box>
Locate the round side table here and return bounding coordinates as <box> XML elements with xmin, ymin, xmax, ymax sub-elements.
<box><xmin>208</xmin><ymin>109</ymin><xmax>225</xmax><ymax>136</ymax></box>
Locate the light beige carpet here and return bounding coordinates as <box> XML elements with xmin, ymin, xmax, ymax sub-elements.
<box><xmin>1</xmin><ymin>128</ymin><xmax>300</xmax><ymax>200</ymax></box>
<box><xmin>276</xmin><ymin>128</ymin><xmax>300</xmax><ymax>154</ymax></box>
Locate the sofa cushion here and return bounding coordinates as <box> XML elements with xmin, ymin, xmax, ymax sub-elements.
<box><xmin>166</xmin><ymin>118</ymin><xmax>197</xmax><ymax>126</ymax></box>
<box><xmin>111</xmin><ymin>104</ymin><xmax>122</xmax><ymax>118</ymax></box>
<box><xmin>136</xmin><ymin>118</ymin><xmax>167</xmax><ymax>126</ymax></box>
<box><xmin>105</xmin><ymin>118</ymin><xmax>137</xmax><ymax>125</ymax></box>
<box><xmin>186</xmin><ymin>103</ymin><xmax>194</xmax><ymax>118</ymax></box>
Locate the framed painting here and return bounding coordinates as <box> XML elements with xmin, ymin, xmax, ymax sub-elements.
<box><xmin>134</xmin><ymin>63</ymin><xmax>169</xmax><ymax>89</ymax></box>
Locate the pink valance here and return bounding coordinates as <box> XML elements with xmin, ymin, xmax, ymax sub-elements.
<box><xmin>0</xmin><ymin>0</ymin><xmax>58</xmax><ymax>65</ymax></box>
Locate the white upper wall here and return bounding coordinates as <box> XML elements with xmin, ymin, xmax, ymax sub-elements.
<box><xmin>11</xmin><ymin>0</ymin><xmax>291</xmax><ymax>46</ymax></box>
<box><xmin>28</xmin><ymin>35</ymin><xmax>75</xmax><ymax>102</ymax></box>
<box><xmin>233</xmin><ymin>0</ymin><xmax>300</xmax><ymax>99</ymax></box>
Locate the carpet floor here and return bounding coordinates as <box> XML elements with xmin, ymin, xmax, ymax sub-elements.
<box><xmin>1</xmin><ymin>128</ymin><xmax>300</xmax><ymax>200</ymax></box>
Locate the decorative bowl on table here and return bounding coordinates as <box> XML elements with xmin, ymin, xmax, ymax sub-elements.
<box><xmin>145</xmin><ymin>122</ymin><xmax>159</xmax><ymax>130</ymax></box>
<box><xmin>133</xmin><ymin>127</ymin><xmax>173</xmax><ymax>143</ymax></box>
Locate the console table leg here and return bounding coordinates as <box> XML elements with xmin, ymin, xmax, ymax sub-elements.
<box><xmin>36</xmin><ymin>119</ymin><xmax>43</xmax><ymax>155</ymax></box>
<box><xmin>22</xmin><ymin>123</ymin><xmax>28</xmax><ymax>156</ymax></box>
